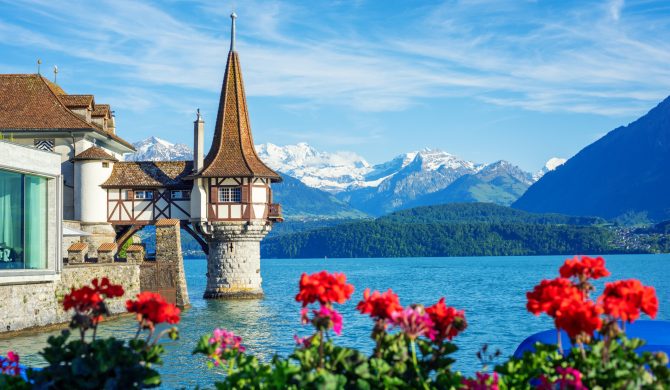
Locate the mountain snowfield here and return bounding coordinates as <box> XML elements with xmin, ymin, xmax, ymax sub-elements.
<box><xmin>125</xmin><ymin>136</ymin><xmax>193</xmax><ymax>161</ymax></box>
<box><xmin>124</xmin><ymin>137</ymin><xmax>565</xmax><ymax>216</ymax></box>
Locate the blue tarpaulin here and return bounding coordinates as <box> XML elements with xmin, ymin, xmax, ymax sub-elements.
<box><xmin>514</xmin><ymin>320</ymin><xmax>670</xmax><ymax>365</ymax></box>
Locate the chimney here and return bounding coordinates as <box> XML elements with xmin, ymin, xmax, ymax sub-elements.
<box><xmin>109</xmin><ymin>112</ymin><xmax>116</xmax><ymax>134</ymax></box>
<box><xmin>194</xmin><ymin>109</ymin><xmax>204</xmax><ymax>172</ymax></box>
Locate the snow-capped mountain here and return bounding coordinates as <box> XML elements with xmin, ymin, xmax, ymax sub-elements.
<box><xmin>256</xmin><ymin>143</ymin><xmax>371</xmax><ymax>192</ymax></box>
<box><xmin>532</xmin><ymin>157</ymin><xmax>567</xmax><ymax>181</ymax></box>
<box><xmin>125</xmin><ymin>137</ymin><xmax>193</xmax><ymax>161</ymax></box>
<box><xmin>124</xmin><ymin>137</ymin><xmax>551</xmax><ymax>217</ymax></box>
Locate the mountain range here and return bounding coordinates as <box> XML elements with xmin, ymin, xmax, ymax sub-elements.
<box><xmin>125</xmin><ymin>138</ymin><xmax>563</xmax><ymax>218</ymax></box>
<box><xmin>514</xmin><ymin>96</ymin><xmax>670</xmax><ymax>221</ymax></box>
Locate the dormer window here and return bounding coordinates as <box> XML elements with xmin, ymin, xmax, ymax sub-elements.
<box><xmin>218</xmin><ymin>187</ymin><xmax>241</xmax><ymax>203</ymax></box>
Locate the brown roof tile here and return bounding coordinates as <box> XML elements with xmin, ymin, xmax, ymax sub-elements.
<box><xmin>126</xmin><ymin>244</ymin><xmax>144</xmax><ymax>253</ymax></box>
<box><xmin>60</xmin><ymin>94</ymin><xmax>94</xmax><ymax>108</ymax></box>
<box><xmin>0</xmin><ymin>74</ymin><xmax>134</xmax><ymax>151</ymax></box>
<box><xmin>102</xmin><ymin>161</ymin><xmax>193</xmax><ymax>188</ymax></box>
<box><xmin>68</xmin><ymin>242</ymin><xmax>88</xmax><ymax>252</ymax></box>
<box><xmin>196</xmin><ymin>51</ymin><xmax>281</xmax><ymax>182</ymax></box>
<box><xmin>92</xmin><ymin>104</ymin><xmax>110</xmax><ymax>117</ymax></box>
<box><xmin>72</xmin><ymin>146</ymin><xmax>118</xmax><ymax>162</ymax></box>
<box><xmin>155</xmin><ymin>218</ymin><xmax>180</xmax><ymax>227</ymax></box>
<box><xmin>97</xmin><ymin>243</ymin><xmax>118</xmax><ymax>252</ymax></box>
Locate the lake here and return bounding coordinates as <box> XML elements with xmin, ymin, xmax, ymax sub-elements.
<box><xmin>1</xmin><ymin>254</ymin><xmax>669</xmax><ymax>388</ymax></box>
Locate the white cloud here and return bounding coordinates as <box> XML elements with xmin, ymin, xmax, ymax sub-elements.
<box><xmin>1</xmin><ymin>0</ymin><xmax>669</xmax><ymax>117</ymax></box>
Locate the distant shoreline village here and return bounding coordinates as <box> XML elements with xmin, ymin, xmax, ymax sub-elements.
<box><xmin>0</xmin><ymin>14</ymin><xmax>283</xmax><ymax>333</ymax></box>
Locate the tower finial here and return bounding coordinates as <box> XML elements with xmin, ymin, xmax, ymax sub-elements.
<box><xmin>37</xmin><ymin>59</ymin><xmax>41</xmax><ymax>75</ymax></box>
<box><xmin>230</xmin><ymin>12</ymin><xmax>237</xmax><ymax>52</ymax></box>
<box><xmin>53</xmin><ymin>65</ymin><xmax>58</xmax><ymax>83</ymax></box>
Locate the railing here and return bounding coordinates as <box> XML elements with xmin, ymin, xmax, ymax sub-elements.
<box><xmin>268</xmin><ymin>203</ymin><xmax>283</xmax><ymax>220</ymax></box>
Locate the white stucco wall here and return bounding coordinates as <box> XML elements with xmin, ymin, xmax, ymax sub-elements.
<box><xmin>75</xmin><ymin>160</ymin><xmax>113</xmax><ymax>223</ymax></box>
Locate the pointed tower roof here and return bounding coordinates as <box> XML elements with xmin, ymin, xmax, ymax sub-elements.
<box><xmin>196</xmin><ymin>13</ymin><xmax>281</xmax><ymax>182</ymax></box>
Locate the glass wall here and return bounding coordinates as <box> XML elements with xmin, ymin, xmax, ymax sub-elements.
<box><xmin>0</xmin><ymin>169</ymin><xmax>48</xmax><ymax>270</ymax></box>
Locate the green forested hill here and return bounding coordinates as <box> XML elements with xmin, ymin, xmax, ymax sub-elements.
<box><xmin>383</xmin><ymin>203</ymin><xmax>606</xmax><ymax>225</ymax></box>
<box><xmin>261</xmin><ymin>203</ymin><xmax>623</xmax><ymax>259</ymax></box>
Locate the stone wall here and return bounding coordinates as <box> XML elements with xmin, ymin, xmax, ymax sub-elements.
<box><xmin>204</xmin><ymin>221</ymin><xmax>270</xmax><ymax>299</ymax></box>
<box><xmin>152</xmin><ymin>219</ymin><xmax>190</xmax><ymax>308</ymax></box>
<box><xmin>0</xmin><ymin>263</ymin><xmax>140</xmax><ymax>334</ymax></box>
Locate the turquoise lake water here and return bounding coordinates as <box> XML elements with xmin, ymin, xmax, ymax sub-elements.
<box><xmin>1</xmin><ymin>254</ymin><xmax>669</xmax><ymax>388</ymax></box>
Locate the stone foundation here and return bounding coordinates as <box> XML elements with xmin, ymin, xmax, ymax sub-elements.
<box><xmin>204</xmin><ymin>221</ymin><xmax>271</xmax><ymax>299</ymax></box>
<box><xmin>0</xmin><ymin>263</ymin><xmax>141</xmax><ymax>334</ymax></box>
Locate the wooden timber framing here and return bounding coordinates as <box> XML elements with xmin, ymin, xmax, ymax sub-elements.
<box><xmin>107</xmin><ymin>187</ymin><xmax>191</xmax><ymax>224</ymax></box>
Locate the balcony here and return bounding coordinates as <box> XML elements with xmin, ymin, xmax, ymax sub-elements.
<box><xmin>268</xmin><ymin>203</ymin><xmax>283</xmax><ymax>222</ymax></box>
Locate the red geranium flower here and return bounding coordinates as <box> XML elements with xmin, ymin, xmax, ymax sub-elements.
<box><xmin>599</xmin><ymin>279</ymin><xmax>658</xmax><ymax>322</ymax></box>
<box><xmin>425</xmin><ymin>297</ymin><xmax>467</xmax><ymax>342</ymax></box>
<box><xmin>526</xmin><ymin>278</ymin><xmax>583</xmax><ymax>317</ymax></box>
<box><xmin>126</xmin><ymin>292</ymin><xmax>180</xmax><ymax>329</ymax></box>
<box><xmin>559</xmin><ymin>256</ymin><xmax>610</xmax><ymax>280</ymax></box>
<box><xmin>356</xmin><ymin>288</ymin><xmax>402</xmax><ymax>321</ymax></box>
<box><xmin>554</xmin><ymin>297</ymin><xmax>603</xmax><ymax>339</ymax></box>
<box><xmin>295</xmin><ymin>271</ymin><xmax>354</xmax><ymax>307</ymax></box>
<box><xmin>92</xmin><ymin>277</ymin><xmax>125</xmax><ymax>298</ymax></box>
<box><xmin>63</xmin><ymin>285</ymin><xmax>103</xmax><ymax>313</ymax></box>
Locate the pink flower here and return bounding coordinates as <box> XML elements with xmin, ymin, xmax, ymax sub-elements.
<box><xmin>300</xmin><ymin>307</ymin><xmax>310</xmax><ymax>325</ymax></box>
<box><xmin>208</xmin><ymin>328</ymin><xmax>246</xmax><ymax>362</ymax></box>
<box><xmin>0</xmin><ymin>351</ymin><xmax>20</xmax><ymax>376</ymax></box>
<box><xmin>390</xmin><ymin>306</ymin><xmax>436</xmax><ymax>340</ymax></box>
<box><xmin>462</xmin><ymin>372</ymin><xmax>499</xmax><ymax>390</ymax></box>
<box><xmin>537</xmin><ymin>367</ymin><xmax>587</xmax><ymax>390</ymax></box>
<box><xmin>314</xmin><ymin>305</ymin><xmax>343</xmax><ymax>335</ymax></box>
<box><xmin>293</xmin><ymin>334</ymin><xmax>312</xmax><ymax>348</ymax></box>
<box><xmin>6</xmin><ymin>351</ymin><xmax>18</xmax><ymax>364</ymax></box>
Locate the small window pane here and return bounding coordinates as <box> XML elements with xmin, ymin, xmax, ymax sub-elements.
<box><xmin>218</xmin><ymin>187</ymin><xmax>241</xmax><ymax>203</ymax></box>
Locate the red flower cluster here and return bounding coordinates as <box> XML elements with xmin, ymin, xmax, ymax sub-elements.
<box><xmin>527</xmin><ymin>274</ymin><xmax>603</xmax><ymax>339</ymax></box>
<box><xmin>63</xmin><ymin>285</ymin><xmax>103</xmax><ymax>313</ymax></box>
<box><xmin>599</xmin><ymin>279</ymin><xmax>658</xmax><ymax>322</ymax></box>
<box><xmin>426</xmin><ymin>298</ymin><xmax>467</xmax><ymax>342</ymax></box>
<box><xmin>0</xmin><ymin>351</ymin><xmax>20</xmax><ymax>376</ymax></box>
<box><xmin>126</xmin><ymin>292</ymin><xmax>180</xmax><ymax>329</ymax></box>
<box><xmin>526</xmin><ymin>278</ymin><xmax>583</xmax><ymax>317</ymax></box>
<box><xmin>559</xmin><ymin>256</ymin><xmax>610</xmax><ymax>280</ymax></box>
<box><xmin>62</xmin><ymin>278</ymin><xmax>125</xmax><ymax>324</ymax></box>
<box><xmin>554</xmin><ymin>298</ymin><xmax>603</xmax><ymax>339</ymax></box>
<box><xmin>92</xmin><ymin>277</ymin><xmax>124</xmax><ymax>298</ymax></box>
<box><xmin>295</xmin><ymin>271</ymin><xmax>354</xmax><ymax>307</ymax></box>
<box><xmin>356</xmin><ymin>288</ymin><xmax>402</xmax><ymax>321</ymax></box>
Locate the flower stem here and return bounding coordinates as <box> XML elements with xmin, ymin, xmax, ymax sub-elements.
<box><xmin>556</xmin><ymin>329</ymin><xmax>563</xmax><ymax>354</ymax></box>
<box><xmin>227</xmin><ymin>358</ymin><xmax>234</xmax><ymax>376</ymax></box>
<box><xmin>318</xmin><ymin>330</ymin><xmax>325</xmax><ymax>369</ymax></box>
<box><xmin>410</xmin><ymin>339</ymin><xmax>430</xmax><ymax>390</ymax></box>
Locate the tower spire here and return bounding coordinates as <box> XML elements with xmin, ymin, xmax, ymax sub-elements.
<box><xmin>230</xmin><ymin>12</ymin><xmax>237</xmax><ymax>52</ymax></box>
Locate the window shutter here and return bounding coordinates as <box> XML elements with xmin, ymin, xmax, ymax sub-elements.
<box><xmin>127</xmin><ymin>190</ymin><xmax>134</xmax><ymax>200</ymax></box>
<box><xmin>210</xmin><ymin>187</ymin><xmax>218</xmax><ymax>203</ymax></box>
<box><xmin>241</xmin><ymin>186</ymin><xmax>249</xmax><ymax>203</ymax></box>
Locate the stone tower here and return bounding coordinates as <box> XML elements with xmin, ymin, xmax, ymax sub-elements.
<box><xmin>190</xmin><ymin>13</ymin><xmax>283</xmax><ymax>299</ymax></box>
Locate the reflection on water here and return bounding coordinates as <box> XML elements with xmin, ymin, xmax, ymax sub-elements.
<box><xmin>0</xmin><ymin>254</ymin><xmax>668</xmax><ymax>388</ymax></box>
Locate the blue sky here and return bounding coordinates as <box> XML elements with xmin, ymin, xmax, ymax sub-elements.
<box><xmin>1</xmin><ymin>0</ymin><xmax>670</xmax><ymax>171</ymax></box>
